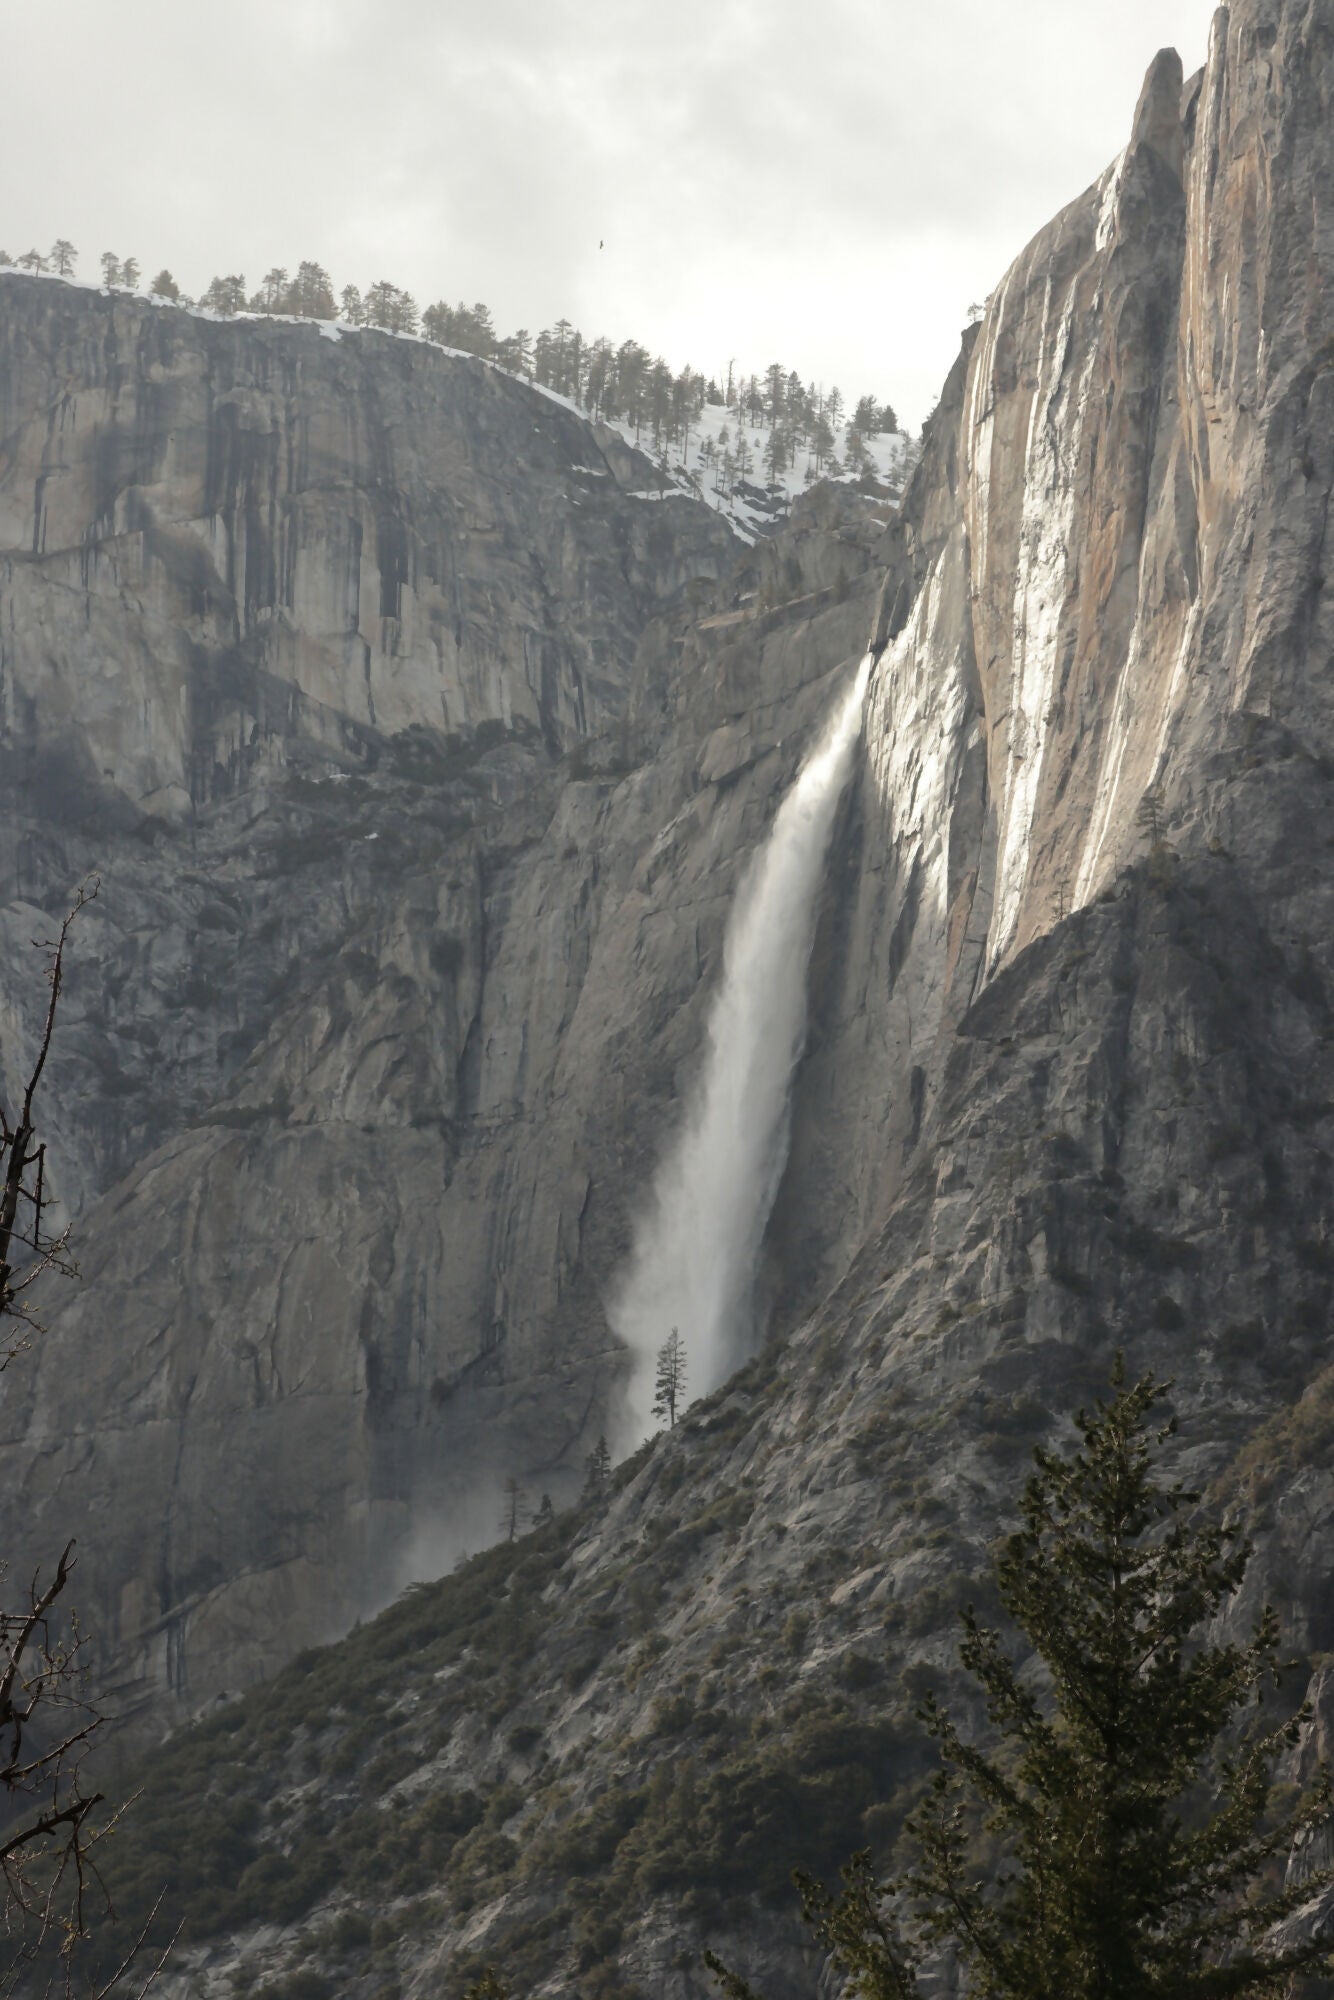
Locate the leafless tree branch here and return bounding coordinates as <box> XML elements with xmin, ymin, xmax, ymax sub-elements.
<box><xmin>0</xmin><ymin>879</ymin><xmax>145</xmax><ymax>1996</ymax></box>
<box><xmin>0</xmin><ymin>878</ymin><xmax>97</xmax><ymax>1366</ymax></box>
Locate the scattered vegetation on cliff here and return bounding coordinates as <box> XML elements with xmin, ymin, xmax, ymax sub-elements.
<box><xmin>0</xmin><ymin>241</ymin><xmax>906</xmax><ymax>504</ymax></box>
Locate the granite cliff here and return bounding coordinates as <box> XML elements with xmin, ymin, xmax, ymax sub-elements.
<box><xmin>0</xmin><ymin>286</ymin><xmax>747</xmax><ymax>1694</ymax></box>
<box><xmin>6</xmin><ymin>0</ymin><xmax>1334</xmax><ymax>1992</ymax></box>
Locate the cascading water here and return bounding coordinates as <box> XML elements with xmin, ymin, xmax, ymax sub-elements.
<box><xmin>611</xmin><ymin>654</ymin><xmax>872</xmax><ymax>1447</ymax></box>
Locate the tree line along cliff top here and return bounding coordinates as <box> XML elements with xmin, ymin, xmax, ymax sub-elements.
<box><xmin>0</xmin><ymin>242</ymin><xmax>911</xmax><ymax>521</ymax></box>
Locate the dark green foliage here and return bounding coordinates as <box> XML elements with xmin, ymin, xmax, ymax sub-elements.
<box><xmin>529</xmin><ymin>1695</ymin><xmax>926</xmax><ymax>1917</ymax></box>
<box><xmin>754</xmin><ymin>1365</ymin><xmax>1334</xmax><ymax>2000</ymax></box>
<box><xmin>461</xmin><ymin>1974</ymin><xmax>508</xmax><ymax>2000</ymax></box>
<box><xmin>258</xmin><ymin>1972</ymin><xmax>334</xmax><ymax>2000</ymax></box>
<box><xmin>837</xmin><ymin>1650</ymin><xmax>881</xmax><ymax>1692</ymax></box>
<box><xmin>583</xmin><ymin>1433</ymin><xmax>612</xmax><ymax>1499</ymax></box>
<box><xmin>328</xmin><ymin>1909</ymin><xmax>373</xmax><ymax>1951</ymax></box>
<box><xmin>86</xmin><ymin>1527</ymin><xmax>572</xmax><ymax>1973</ymax></box>
<box><xmin>1136</xmin><ymin>785</ymin><xmax>1168</xmax><ymax>849</ymax></box>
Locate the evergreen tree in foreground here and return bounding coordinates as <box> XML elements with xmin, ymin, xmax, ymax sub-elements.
<box><xmin>711</xmin><ymin>1364</ymin><xmax>1334</xmax><ymax>2000</ymax></box>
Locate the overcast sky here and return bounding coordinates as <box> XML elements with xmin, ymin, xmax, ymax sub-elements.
<box><xmin>7</xmin><ymin>0</ymin><xmax>1220</xmax><ymax>429</ymax></box>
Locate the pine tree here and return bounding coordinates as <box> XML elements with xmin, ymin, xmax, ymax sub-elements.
<box><xmin>149</xmin><ymin>269</ymin><xmax>181</xmax><ymax>302</ymax></box>
<box><xmin>852</xmin><ymin>393</ymin><xmax>880</xmax><ymax>436</ymax></box>
<box><xmin>499</xmin><ymin>1476</ymin><xmax>528</xmax><ymax>1544</ymax></box>
<box><xmin>18</xmin><ymin>249</ymin><xmax>47</xmax><ymax>275</ymax></box>
<box><xmin>202</xmin><ymin>275</ymin><xmax>246</xmax><ymax>315</ymax></box>
<box><xmin>496</xmin><ymin>327</ymin><xmax>532</xmax><ymax>375</ymax></box>
<box><xmin>340</xmin><ymin>284</ymin><xmax>365</xmax><ymax>327</ymax></box>
<box><xmin>49</xmin><ymin>239</ymin><xmax>77</xmax><ymax>277</ymax></box>
<box><xmin>1136</xmin><ymin>784</ymin><xmax>1167</xmax><ymax>850</ymax></box>
<box><xmin>363</xmin><ymin>280</ymin><xmax>397</xmax><ymax>330</ymax></box>
<box><xmin>582</xmin><ymin>1434</ymin><xmax>611</xmax><ymax>1501</ymax></box>
<box><xmin>652</xmin><ymin>1328</ymin><xmax>687</xmax><ymax>1429</ymax></box>
<box><xmin>747</xmin><ymin>1365</ymin><xmax>1334</xmax><ymax>2000</ymax></box>
<box><xmin>252</xmin><ymin>266</ymin><xmax>289</xmax><ymax>313</ymax></box>
<box><xmin>845</xmin><ymin>428</ymin><xmax>872</xmax><ymax>479</ymax></box>
<box><xmin>465</xmin><ymin>301</ymin><xmax>494</xmax><ymax>355</ymax></box>
<box><xmin>534</xmin><ymin>1493</ymin><xmax>555</xmax><ymax>1529</ymax></box>
<box><xmin>289</xmin><ymin>260</ymin><xmax>335</xmax><ymax>319</ymax></box>
<box><xmin>364</xmin><ymin>281</ymin><xmax>418</xmax><ymax>336</ymax></box>
<box><xmin>120</xmin><ymin>257</ymin><xmax>140</xmax><ymax>290</ymax></box>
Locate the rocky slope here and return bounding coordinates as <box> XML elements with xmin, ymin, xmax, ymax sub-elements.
<box><xmin>8</xmin><ymin>0</ymin><xmax>1334</xmax><ymax>1992</ymax></box>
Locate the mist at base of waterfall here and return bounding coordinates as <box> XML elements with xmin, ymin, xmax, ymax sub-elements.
<box><xmin>610</xmin><ymin>655</ymin><xmax>872</xmax><ymax>1450</ymax></box>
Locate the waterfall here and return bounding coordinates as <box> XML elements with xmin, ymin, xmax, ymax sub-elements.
<box><xmin>611</xmin><ymin>654</ymin><xmax>872</xmax><ymax>1447</ymax></box>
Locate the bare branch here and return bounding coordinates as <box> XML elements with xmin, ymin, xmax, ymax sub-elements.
<box><xmin>0</xmin><ymin>880</ymin><xmax>146</xmax><ymax>1997</ymax></box>
<box><xmin>0</xmin><ymin>878</ymin><xmax>98</xmax><ymax>1362</ymax></box>
<box><xmin>93</xmin><ymin>1897</ymin><xmax>181</xmax><ymax>2000</ymax></box>
<box><xmin>0</xmin><ymin>1543</ymin><xmax>76</xmax><ymax>1726</ymax></box>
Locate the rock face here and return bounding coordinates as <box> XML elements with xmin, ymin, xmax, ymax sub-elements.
<box><xmin>0</xmin><ymin>285</ymin><xmax>744</xmax><ymax>1700</ymax></box>
<box><xmin>7</xmin><ymin>17</ymin><xmax>1334</xmax><ymax>1994</ymax></box>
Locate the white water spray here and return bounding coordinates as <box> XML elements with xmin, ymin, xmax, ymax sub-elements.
<box><xmin>611</xmin><ymin>655</ymin><xmax>872</xmax><ymax>1446</ymax></box>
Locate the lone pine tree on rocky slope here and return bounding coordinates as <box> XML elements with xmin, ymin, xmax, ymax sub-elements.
<box><xmin>653</xmin><ymin>1328</ymin><xmax>687</xmax><ymax>1429</ymax></box>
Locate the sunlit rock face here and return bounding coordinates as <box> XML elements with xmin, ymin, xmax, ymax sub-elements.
<box><xmin>4</xmin><ymin>0</ymin><xmax>1334</xmax><ymax>1757</ymax></box>
<box><xmin>869</xmin><ymin>9</ymin><xmax>1334</xmax><ymax>982</ymax></box>
<box><xmin>782</xmin><ymin>2</ymin><xmax>1334</xmax><ymax>1297</ymax></box>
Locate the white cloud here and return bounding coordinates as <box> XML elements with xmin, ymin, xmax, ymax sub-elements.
<box><xmin>5</xmin><ymin>0</ymin><xmax>1218</xmax><ymax>426</ymax></box>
